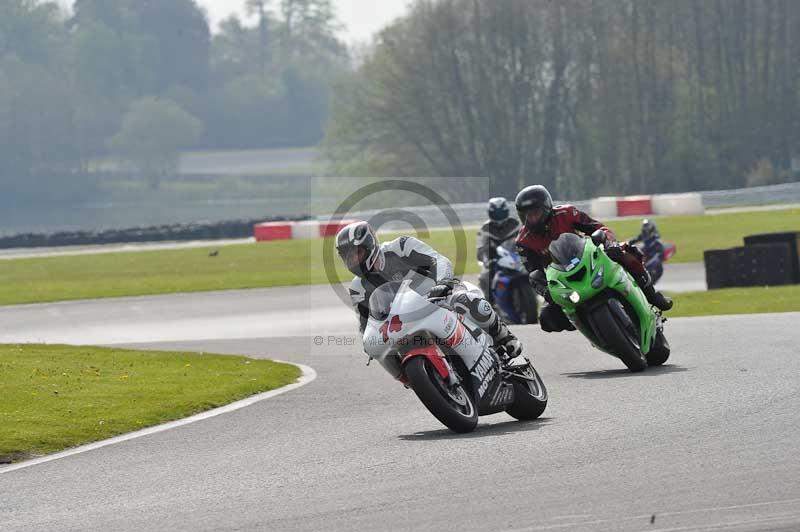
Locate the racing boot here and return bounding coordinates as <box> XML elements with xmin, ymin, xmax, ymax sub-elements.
<box><xmin>635</xmin><ymin>271</ymin><xmax>673</xmax><ymax>311</ymax></box>
<box><xmin>451</xmin><ymin>291</ymin><xmax>522</xmax><ymax>364</ymax></box>
<box><xmin>486</xmin><ymin>315</ymin><xmax>523</xmax><ymax>364</ymax></box>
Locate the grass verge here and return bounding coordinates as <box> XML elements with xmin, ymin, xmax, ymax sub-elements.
<box><xmin>668</xmin><ymin>284</ymin><xmax>800</xmax><ymax>318</ymax></box>
<box><xmin>0</xmin><ymin>344</ymin><xmax>300</xmax><ymax>463</ymax></box>
<box><xmin>0</xmin><ymin>208</ymin><xmax>797</xmax><ymax>306</ymax></box>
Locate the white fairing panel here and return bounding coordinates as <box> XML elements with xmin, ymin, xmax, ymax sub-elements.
<box><xmin>363</xmin><ymin>280</ymin><xmax>490</xmax><ymax>380</ymax></box>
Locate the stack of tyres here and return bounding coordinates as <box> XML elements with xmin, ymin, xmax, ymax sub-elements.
<box><xmin>704</xmin><ymin>243</ymin><xmax>794</xmax><ymax>288</ymax></box>
<box><xmin>743</xmin><ymin>232</ymin><xmax>800</xmax><ymax>283</ymax></box>
<box><xmin>704</xmin><ymin>248</ymin><xmax>734</xmax><ymax>289</ymax></box>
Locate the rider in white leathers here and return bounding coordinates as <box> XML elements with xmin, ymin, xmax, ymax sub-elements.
<box><xmin>335</xmin><ymin>221</ymin><xmax>522</xmax><ymax>359</ymax></box>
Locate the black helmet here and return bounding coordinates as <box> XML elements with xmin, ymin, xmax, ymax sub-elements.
<box><xmin>335</xmin><ymin>221</ymin><xmax>384</xmax><ymax>277</ymax></box>
<box><xmin>487</xmin><ymin>197</ymin><xmax>510</xmax><ymax>223</ymax></box>
<box><xmin>515</xmin><ymin>185</ymin><xmax>553</xmax><ymax>232</ymax></box>
<box><xmin>642</xmin><ymin>218</ymin><xmax>656</xmax><ymax>237</ymax></box>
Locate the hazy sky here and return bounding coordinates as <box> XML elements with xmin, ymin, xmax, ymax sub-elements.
<box><xmin>57</xmin><ymin>0</ymin><xmax>411</xmax><ymax>42</ymax></box>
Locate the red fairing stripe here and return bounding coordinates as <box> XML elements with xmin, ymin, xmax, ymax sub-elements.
<box><xmin>445</xmin><ymin>322</ymin><xmax>466</xmax><ymax>348</ymax></box>
<box><xmin>402</xmin><ymin>345</ymin><xmax>449</xmax><ymax>379</ymax></box>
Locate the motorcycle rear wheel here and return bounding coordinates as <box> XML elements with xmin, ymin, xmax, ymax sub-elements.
<box><xmin>646</xmin><ymin>328</ymin><xmax>670</xmax><ymax>366</ymax></box>
<box><xmin>405</xmin><ymin>357</ymin><xmax>478</xmax><ymax>433</ymax></box>
<box><xmin>505</xmin><ymin>363</ymin><xmax>548</xmax><ymax>421</ymax></box>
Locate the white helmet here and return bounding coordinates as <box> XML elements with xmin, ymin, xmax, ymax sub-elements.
<box><xmin>335</xmin><ymin>221</ymin><xmax>385</xmax><ymax>276</ymax></box>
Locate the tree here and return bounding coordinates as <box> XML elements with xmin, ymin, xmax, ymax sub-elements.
<box><xmin>108</xmin><ymin>97</ymin><xmax>203</xmax><ymax>189</ymax></box>
<box><xmin>72</xmin><ymin>0</ymin><xmax>211</xmax><ymax>94</ymax></box>
<box><xmin>0</xmin><ymin>0</ymin><xmax>65</xmax><ymax>65</ymax></box>
<box><xmin>326</xmin><ymin>0</ymin><xmax>800</xmax><ymax>199</ymax></box>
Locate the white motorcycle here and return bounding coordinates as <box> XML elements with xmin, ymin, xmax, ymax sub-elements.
<box><xmin>364</xmin><ymin>274</ymin><xmax>547</xmax><ymax>433</ymax></box>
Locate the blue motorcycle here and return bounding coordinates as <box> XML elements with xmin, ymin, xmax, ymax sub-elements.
<box><xmin>490</xmin><ymin>244</ymin><xmax>539</xmax><ymax>325</ymax></box>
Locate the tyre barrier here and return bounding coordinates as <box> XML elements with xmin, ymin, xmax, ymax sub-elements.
<box><xmin>589</xmin><ymin>197</ymin><xmax>618</xmax><ymax>219</ymax></box>
<box><xmin>704</xmin><ymin>231</ymin><xmax>800</xmax><ymax>289</ymax></box>
<box><xmin>0</xmin><ymin>216</ymin><xmax>308</xmax><ymax>249</ymax></box>
<box><xmin>616</xmin><ymin>195</ymin><xmax>653</xmax><ymax>216</ymax></box>
<box><xmin>253</xmin><ymin>222</ymin><xmax>294</xmax><ymax>241</ymax></box>
<box><xmin>590</xmin><ymin>193</ymin><xmax>704</xmax><ymax>218</ymax></box>
<box><xmin>253</xmin><ymin>219</ymin><xmax>357</xmax><ymax>242</ymax></box>
<box><xmin>744</xmin><ymin>232</ymin><xmax>800</xmax><ymax>282</ymax></box>
<box><xmin>651</xmin><ymin>193</ymin><xmax>705</xmax><ymax>216</ymax></box>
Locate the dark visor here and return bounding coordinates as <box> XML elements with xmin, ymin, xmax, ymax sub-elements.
<box><xmin>338</xmin><ymin>244</ymin><xmax>367</xmax><ymax>269</ymax></box>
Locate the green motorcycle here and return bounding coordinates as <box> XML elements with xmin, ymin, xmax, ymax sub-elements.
<box><xmin>544</xmin><ymin>233</ymin><xmax>670</xmax><ymax>372</ymax></box>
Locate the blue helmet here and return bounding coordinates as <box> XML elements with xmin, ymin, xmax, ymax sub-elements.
<box><xmin>487</xmin><ymin>197</ymin><xmax>510</xmax><ymax>223</ymax></box>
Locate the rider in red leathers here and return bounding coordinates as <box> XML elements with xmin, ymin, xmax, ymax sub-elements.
<box><xmin>514</xmin><ymin>185</ymin><xmax>673</xmax><ymax>333</ymax></box>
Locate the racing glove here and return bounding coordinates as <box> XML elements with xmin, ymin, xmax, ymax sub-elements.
<box><xmin>428</xmin><ymin>278</ymin><xmax>457</xmax><ymax>298</ymax></box>
<box><xmin>591</xmin><ymin>229</ymin><xmax>608</xmax><ymax>246</ymax></box>
<box><xmin>529</xmin><ymin>270</ymin><xmax>553</xmax><ymax>303</ymax></box>
<box><xmin>605</xmin><ymin>243</ymin><xmax>624</xmax><ymax>262</ymax></box>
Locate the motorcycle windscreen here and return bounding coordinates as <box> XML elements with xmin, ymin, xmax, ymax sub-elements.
<box><xmin>367</xmin><ymin>273</ymin><xmax>436</xmax><ymax>320</ymax></box>
<box><xmin>548</xmin><ymin>233</ymin><xmax>587</xmax><ymax>271</ymax></box>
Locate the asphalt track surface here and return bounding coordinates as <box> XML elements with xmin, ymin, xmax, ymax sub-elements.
<box><xmin>2</xmin><ymin>267</ymin><xmax>799</xmax><ymax>531</ymax></box>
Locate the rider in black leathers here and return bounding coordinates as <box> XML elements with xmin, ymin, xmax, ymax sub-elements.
<box><xmin>628</xmin><ymin>219</ymin><xmax>666</xmax><ymax>283</ymax></box>
<box><xmin>476</xmin><ymin>197</ymin><xmax>522</xmax><ymax>305</ymax></box>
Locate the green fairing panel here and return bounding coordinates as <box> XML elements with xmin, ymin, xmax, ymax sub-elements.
<box><xmin>545</xmin><ymin>236</ymin><xmax>656</xmax><ymax>354</ymax></box>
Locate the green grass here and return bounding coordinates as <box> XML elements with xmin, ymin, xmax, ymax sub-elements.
<box><xmin>604</xmin><ymin>207</ymin><xmax>800</xmax><ymax>263</ymax></box>
<box><xmin>0</xmin><ymin>208</ymin><xmax>797</xmax><ymax>306</ymax></box>
<box><xmin>668</xmin><ymin>285</ymin><xmax>800</xmax><ymax>317</ymax></box>
<box><xmin>0</xmin><ymin>344</ymin><xmax>300</xmax><ymax>463</ymax></box>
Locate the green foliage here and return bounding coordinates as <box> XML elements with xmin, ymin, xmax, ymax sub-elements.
<box><xmin>0</xmin><ymin>344</ymin><xmax>300</xmax><ymax>461</ymax></box>
<box><xmin>0</xmin><ymin>54</ymin><xmax>79</xmax><ymax>194</ymax></box>
<box><xmin>325</xmin><ymin>0</ymin><xmax>800</xmax><ymax>198</ymax></box>
<box><xmin>109</xmin><ymin>97</ymin><xmax>203</xmax><ymax>189</ymax></box>
<box><xmin>0</xmin><ymin>0</ymin><xmax>65</xmax><ymax>64</ymax></box>
<box><xmin>203</xmin><ymin>2</ymin><xmax>346</xmax><ymax>149</ymax></box>
<box><xmin>0</xmin><ymin>0</ymin><xmax>345</xmax><ymax>211</ymax></box>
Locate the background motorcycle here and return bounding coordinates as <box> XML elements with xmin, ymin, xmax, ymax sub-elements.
<box><xmin>628</xmin><ymin>239</ymin><xmax>677</xmax><ymax>285</ymax></box>
<box><xmin>543</xmin><ymin>233</ymin><xmax>671</xmax><ymax>372</ymax></box>
<box><xmin>363</xmin><ymin>274</ymin><xmax>547</xmax><ymax>433</ymax></box>
<box><xmin>489</xmin><ymin>244</ymin><xmax>539</xmax><ymax>325</ymax></box>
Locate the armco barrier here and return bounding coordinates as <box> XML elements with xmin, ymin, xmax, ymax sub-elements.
<box><xmin>652</xmin><ymin>193</ymin><xmax>704</xmax><ymax>216</ymax></box>
<box><xmin>616</xmin><ymin>196</ymin><xmax>653</xmax><ymax>216</ymax></box>
<box><xmin>254</xmin><ymin>222</ymin><xmax>293</xmax><ymax>241</ymax></box>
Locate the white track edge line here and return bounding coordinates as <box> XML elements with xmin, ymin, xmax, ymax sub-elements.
<box><xmin>0</xmin><ymin>362</ymin><xmax>316</xmax><ymax>475</ymax></box>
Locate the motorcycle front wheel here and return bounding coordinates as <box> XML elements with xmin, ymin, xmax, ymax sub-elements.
<box><xmin>405</xmin><ymin>356</ymin><xmax>478</xmax><ymax>433</ymax></box>
<box><xmin>512</xmin><ymin>279</ymin><xmax>540</xmax><ymax>324</ymax></box>
<box><xmin>591</xmin><ymin>299</ymin><xmax>648</xmax><ymax>372</ymax></box>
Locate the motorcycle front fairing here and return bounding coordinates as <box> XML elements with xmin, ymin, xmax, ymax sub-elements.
<box><xmin>492</xmin><ymin>244</ymin><xmax>529</xmax><ymax>323</ymax></box>
<box><xmin>363</xmin><ymin>279</ymin><xmax>509</xmax><ymax>412</ymax></box>
<box><xmin>545</xmin><ymin>236</ymin><xmax>657</xmax><ymax>355</ymax></box>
